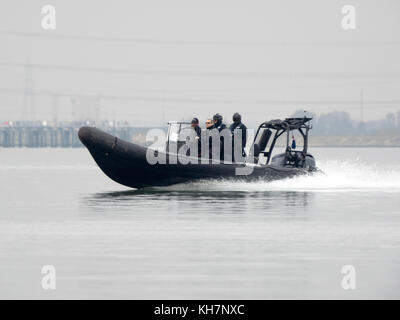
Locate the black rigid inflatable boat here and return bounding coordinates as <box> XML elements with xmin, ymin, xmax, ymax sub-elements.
<box><xmin>78</xmin><ymin>117</ymin><xmax>318</xmax><ymax>189</ymax></box>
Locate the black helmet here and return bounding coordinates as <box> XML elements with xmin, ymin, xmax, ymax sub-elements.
<box><xmin>191</xmin><ymin>117</ymin><xmax>199</xmax><ymax>124</ymax></box>
<box><xmin>233</xmin><ymin>112</ymin><xmax>241</xmax><ymax>123</ymax></box>
<box><xmin>213</xmin><ymin>113</ymin><xmax>223</xmax><ymax>123</ymax></box>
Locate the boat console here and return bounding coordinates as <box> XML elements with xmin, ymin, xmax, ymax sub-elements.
<box><xmin>250</xmin><ymin>117</ymin><xmax>317</xmax><ymax>171</ymax></box>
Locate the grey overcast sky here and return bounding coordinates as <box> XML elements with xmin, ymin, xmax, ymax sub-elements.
<box><xmin>0</xmin><ymin>0</ymin><xmax>399</xmax><ymax>127</ymax></box>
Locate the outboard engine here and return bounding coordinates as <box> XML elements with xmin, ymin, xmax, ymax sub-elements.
<box><xmin>303</xmin><ymin>153</ymin><xmax>317</xmax><ymax>171</ymax></box>
<box><xmin>271</xmin><ymin>152</ymin><xmax>317</xmax><ymax>171</ymax></box>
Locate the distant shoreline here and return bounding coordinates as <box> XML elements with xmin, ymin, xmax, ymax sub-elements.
<box><xmin>1</xmin><ymin>125</ymin><xmax>399</xmax><ymax>148</ymax></box>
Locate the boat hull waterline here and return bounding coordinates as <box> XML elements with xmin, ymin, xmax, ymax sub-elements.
<box><xmin>78</xmin><ymin>127</ymin><xmax>313</xmax><ymax>189</ymax></box>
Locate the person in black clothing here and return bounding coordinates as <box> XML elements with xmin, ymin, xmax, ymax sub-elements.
<box><xmin>191</xmin><ymin>117</ymin><xmax>201</xmax><ymax>137</ymax></box>
<box><xmin>204</xmin><ymin>118</ymin><xmax>214</xmax><ymax>160</ymax></box>
<box><xmin>211</xmin><ymin>113</ymin><xmax>228</xmax><ymax>162</ymax></box>
<box><xmin>205</xmin><ymin>118</ymin><xmax>214</xmax><ymax>130</ymax></box>
<box><xmin>191</xmin><ymin>117</ymin><xmax>201</xmax><ymax>157</ymax></box>
<box><xmin>229</xmin><ymin>112</ymin><xmax>247</xmax><ymax>162</ymax></box>
<box><xmin>212</xmin><ymin>113</ymin><xmax>227</xmax><ymax>132</ymax></box>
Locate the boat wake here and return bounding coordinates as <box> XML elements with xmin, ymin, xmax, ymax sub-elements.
<box><xmin>158</xmin><ymin>160</ymin><xmax>400</xmax><ymax>193</ymax></box>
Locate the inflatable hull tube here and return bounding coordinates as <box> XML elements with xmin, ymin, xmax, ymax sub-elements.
<box><xmin>78</xmin><ymin>127</ymin><xmax>310</xmax><ymax>189</ymax></box>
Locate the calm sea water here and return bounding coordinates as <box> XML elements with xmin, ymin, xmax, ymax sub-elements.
<box><xmin>0</xmin><ymin>147</ymin><xmax>400</xmax><ymax>299</ymax></box>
